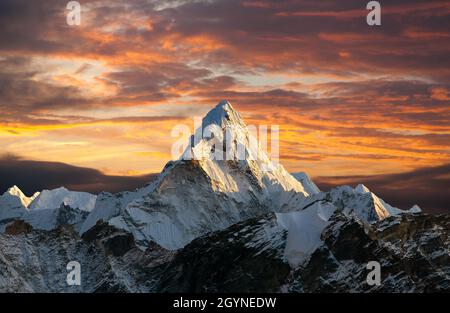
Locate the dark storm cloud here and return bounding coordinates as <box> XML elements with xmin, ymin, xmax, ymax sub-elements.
<box><xmin>0</xmin><ymin>155</ymin><xmax>158</xmax><ymax>195</ymax></box>
<box><xmin>157</xmin><ymin>0</ymin><xmax>450</xmax><ymax>80</ymax></box>
<box><xmin>0</xmin><ymin>55</ymin><xmax>240</xmax><ymax>119</ymax></box>
<box><xmin>0</xmin><ymin>0</ymin><xmax>449</xmax><ymax>117</ymax></box>
<box><xmin>0</xmin><ymin>55</ymin><xmax>93</xmax><ymax>118</ymax></box>
<box><xmin>193</xmin><ymin>88</ymin><xmax>313</xmax><ymax>110</ymax></box>
<box><xmin>194</xmin><ymin>81</ymin><xmax>450</xmax><ymax>141</ymax></box>
<box><xmin>103</xmin><ymin>63</ymin><xmax>238</xmax><ymax>105</ymax></box>
<box><xmin>0</xmin><ymin>0</ymin><xmax>74</xmax><ymax>52</ymax></box>
<box><xmin>0</xmin><ymin>70</ymin><xmax>92</xmax><ymax>118</ymax></box>
<box><xmin>314</xmin><ymin>163</ymin><xmax>450</xmax><ymax>214</ymax></box>
<box><xmin>1</xmin><ymin>0</ymin><xmax>449</xmax><ymax>80</ymax></box>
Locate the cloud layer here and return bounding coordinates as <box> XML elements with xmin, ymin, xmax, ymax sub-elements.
<box><xmin>0</xmin><ymin>0</ymin><xmax>448</xmax><ymax>210</ymax></box>
<box><xmin>0</xmin><ymin>155</ymin><xmax>157</xmax><ymax>195</ymax></box>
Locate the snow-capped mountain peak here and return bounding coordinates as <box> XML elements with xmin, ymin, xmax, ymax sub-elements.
<box><xmin>354</xmin><ymin>184</ymin><xmax>421</xmax><ymax>216</ymax></box>
<box><xmin>82</xmin><ymin>101</ymin><xmax>312</xmax><ymax>249</ymax></box>
<box><xmin>0</xmin><ymin>186</ymin><xmax>33</xmax><ymax>232</ymax></box>
<box><xmin>187</xmin><ymin>100</ymin><xmax>254</xmax><ymax>163</ymax></box>
<box><xmin>28</xmin><ymin>187</ymin><xmax>97</xmax><ymax>212</ymax></box>
<box><xmin>0</xmin><ymin>100</ymin><xmax>440</xmax><ymax>293</ymax></box>
<box><xmin>6</xmin><ymin>185</ymin><xmax>24</xmax><ymax>197</ymax></box>
<box><xmin>292</xmin><ymin>172</ymin><xmax>321</xmax><ymax>195</ymax></box>
<box><xmin>325</xmin><ymin>184</ymin><xmax>422</xmax><ymax>223</ymax></box>
<box><xmin>0</xmin><ymin>185</ymin><xmax>96</xmax><ymax>233</ymax></box>
<box><xmin>184</xmin><ymin>100</ymin><xmax>308</xmax><ymax>198</ymax></box>
<box><xmin>409</xmin><ymin>204</ymin><xmax>422</xmax><ymax>213</ymax></box>
<box><xmin>201</xmin><ymin>100</ymin><xmax>245</xmax><ymax>130</ymax></box>
<box><xmin>1</xmin><ymin>185</ymin><xmax>38</xmax><ymax>209</ymax></box>
<box><xmin>354</xmin><ymin>183</ymin><xmax>370</xmax><ymax>194</ymax></box>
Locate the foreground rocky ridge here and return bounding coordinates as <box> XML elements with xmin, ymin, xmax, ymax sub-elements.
<box><xmin>0</xmin><ymin>211</ymin><xmax>448</xmax><ymax>292</ymax></box>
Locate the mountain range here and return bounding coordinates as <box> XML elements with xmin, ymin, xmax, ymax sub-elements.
<box><xmin>0</xmin><ymin>101</ymin><xmax>448</xmax><ymax>292</ymax></box>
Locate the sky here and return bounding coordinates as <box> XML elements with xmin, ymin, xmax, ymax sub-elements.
<box><xmin>0</xmin><ymin>0</ymin><xmax>449</xmax><ymax>212</ymax></box>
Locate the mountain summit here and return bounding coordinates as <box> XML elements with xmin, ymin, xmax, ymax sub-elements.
<box><xmin>77</xmin><ymin>101</ymin><xmax>421</xmax><ymax>251</ymax></box>
<box><xmin>83</xmin><ymin>101</ymin><xmax>311</xmax><ymax>249</ymax></box>
<box><xmin>1</xmin><ymin>101</ymin><xmax>422</xmax><ymax>249</ymax></box>
<box><xmin>201</xmin><ymin>100</ymin><xmax>246</xmax><ymax>130</ymax></box>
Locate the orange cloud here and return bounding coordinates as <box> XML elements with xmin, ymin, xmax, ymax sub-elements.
<box><xmin>0</xmin><ymin>0</ymin><xmax>449</xmax><ymax>180</ymax></box>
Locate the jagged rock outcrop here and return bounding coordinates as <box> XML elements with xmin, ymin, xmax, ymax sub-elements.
<box><xmin>157</xmin><ymin>212</ymin><xmax>449</xmax><ymax>293</ymax></box>
<box><xmin>5</xmin><ymin>220</ymin><xmax>33</xmax><ymax>235</ymax></box>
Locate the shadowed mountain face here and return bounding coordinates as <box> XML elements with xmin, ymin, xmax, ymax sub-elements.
<box><xmin>0</xmin><ymin>211</ymin><xmax>448</xmax><ymax>292</ymax></box>
<box><xmin>157</xmin><ymin>212</ymin><xmax>450</xmax><ymax>293</ymax></box>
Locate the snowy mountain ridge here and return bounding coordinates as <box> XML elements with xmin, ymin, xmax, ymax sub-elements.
<box><xmin>291</xmin><ymin>172</ymin><xmax>320</xmax><ymax>195</ymax></box>
<box><xmin>0</xmin><ymin>101</ymin><xmax>422</xmax><ymax>258</ymax></box>
<box><xmin>28</xmin><ymin>187</ymin><xmax>96</xmax><ymax>212</ymax></box>
<box><xmin>77</xmin><ymin>101</ymin><xmax>315</xmax><ymax>250</ymax></box>
<box><xmin>0</xmin><ymin>186</ymin><xmax>96</xmax><ymax>232</ymax></box>
<box><xmin>0</xmin><ymin>100</ymin><xmax>444</xmax><ymax>293</ymax></box>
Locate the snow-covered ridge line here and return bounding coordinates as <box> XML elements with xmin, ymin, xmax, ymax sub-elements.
<box><xmin>0</xmin><ymin>185</ymin><xmax>96</xmax><ymax>211</ymax></box>
<box><xmin>29</xmin><ymin>187</ymin><xmax>96</xmax><ymax>212</ymax></box>
<box><xmin>0</xmin><ymin>185</ymin><xmax>96</xmax><ymax>232</ymax></box>
<box><xmin>0</xmin><ymin>185</ymin><xmax>39</xmax><ymax>209</ymax></box>
<box><xmin>0</xmin><ymin>101</ymin><xmax>423</xmax><ymax>259</ymax></box>
<box><xmin>291</xmin><ymin>172</ymin><xmax>320</xmax><ymax>195</ymax></box>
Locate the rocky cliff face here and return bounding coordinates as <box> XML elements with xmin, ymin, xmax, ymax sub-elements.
<box><xmin>156</xmin><ymin>212</ymin><xmax>449</xmax><ymax>293</ymax></box>
<box><xmin>0</xmin><ymin>212</ymin><xmax>447</xmax><ymax>292</ymax></box>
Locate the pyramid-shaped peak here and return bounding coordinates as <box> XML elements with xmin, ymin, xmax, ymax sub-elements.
<box><xmin>202</xmin><ymin>100</ymin><xmax>246</xmax><ymax>129</ymax></box>
<box><xmin>409</xmin><ymin>204</ymin><xmax>422</xmax><ymax>213</ymax></box>
<box><xmin>217</xmin><ymin>100</ymin><xmax>233</xmax><ymax>110</ymax></box>
<box><xmin>6</xmin><ymin>185</ymin><xmax>25</xmax><ymax>197</ymax></box>
<box><xmin>292</xmin><ymin>172</ymin><xmax>321</xmax><ymax>195</ymax></box>
<box><xmin>355</xmin><ymin>184</ymin><xmax>370</xmax><ymax>194</ymax></box>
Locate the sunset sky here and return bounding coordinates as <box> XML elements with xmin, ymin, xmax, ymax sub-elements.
<box><xmin>0</xmin><ymin>0</ymin><xmax>449</xmax><ymax>212</ymax></box>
